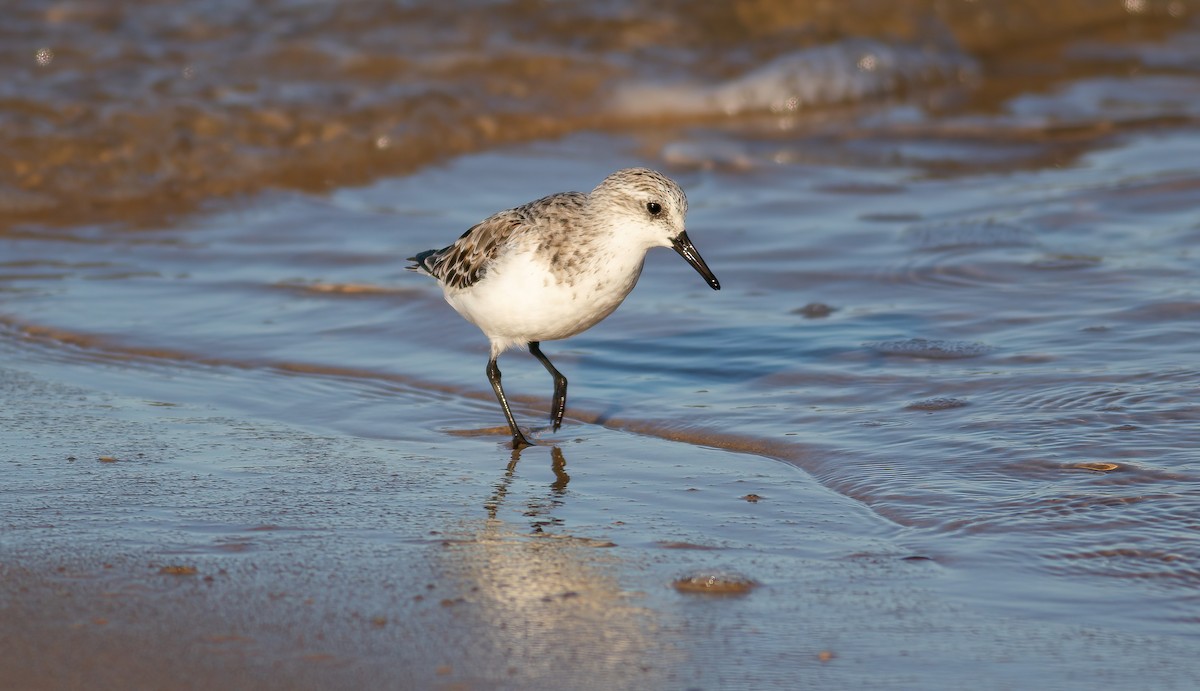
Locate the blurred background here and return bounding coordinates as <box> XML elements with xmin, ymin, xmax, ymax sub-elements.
<box><xmin>4</xmin><ymin>0</ymin><xmax>1197</xmax><ymax>228</ymax></box>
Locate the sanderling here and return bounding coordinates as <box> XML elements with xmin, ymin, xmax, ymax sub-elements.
<box><xmin>409</xmin><ymin>167</ymin><xmax>720</xmax><ymax>449</ymax></box>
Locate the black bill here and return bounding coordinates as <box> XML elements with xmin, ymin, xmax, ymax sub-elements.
<box><xmin>671</xmin><ymin>230</ymin><xmax>721</xmax><ymax>290</ymax></box>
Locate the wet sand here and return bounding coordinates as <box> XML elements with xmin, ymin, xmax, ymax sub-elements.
<box><xmin>5</xmin><ymin>348</ymin><xmax>1199</xmax><ymax>690</ymax></box>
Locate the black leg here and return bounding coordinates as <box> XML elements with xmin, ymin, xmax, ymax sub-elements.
<box><xmin>529</xmin><ymin>341</ymin><xmax>568</xmax><ymax>433</ymax></box>
<box><xmin>486</xmin><ymin>357</ymin><xmax>533</xmax><ymax>449</ymax></box>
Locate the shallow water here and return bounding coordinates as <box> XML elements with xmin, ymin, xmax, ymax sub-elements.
<box><xmin>4</xmin><ymin>1</ymin><xmax>1200</xmax><ymax>687</ymax></box>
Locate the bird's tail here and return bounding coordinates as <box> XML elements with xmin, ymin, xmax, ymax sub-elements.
<box><xmin>406</xmin><ymin>249</ymin><xmax>440</xmax><ymax>275</ymax></box>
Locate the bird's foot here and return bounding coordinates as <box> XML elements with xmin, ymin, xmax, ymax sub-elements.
<box><xmin>549</xmin><ymin>397</ymin><xmax>566</xmax><ymax>433</ymax></box>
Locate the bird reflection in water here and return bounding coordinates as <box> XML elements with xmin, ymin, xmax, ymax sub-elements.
<box><xmin>485</xmin><ymin>446</ymin><xmax>570</xmax><ymax>528</ymax></box>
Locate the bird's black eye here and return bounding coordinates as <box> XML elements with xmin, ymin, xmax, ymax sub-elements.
<box><xmin>646</xmin><ymin>201</ymin><xmax>662</xmax><ymax>216</ymax></box>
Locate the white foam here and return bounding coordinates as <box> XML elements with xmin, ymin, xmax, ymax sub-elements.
<box><xmin>612</xmin><ymin>39</ymin><xmax>979</xmax><ymax>118</ymax></box>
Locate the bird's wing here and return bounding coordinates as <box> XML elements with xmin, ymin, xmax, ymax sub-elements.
<box><xmin>407</xmin><ymin>192</ymin><xmax>586</xmax><ymax>290</ymax></box>
<box><xmin>406</xmin><ymin>209</ymin><xmax>524</xmax><ymax>290</ymax></box>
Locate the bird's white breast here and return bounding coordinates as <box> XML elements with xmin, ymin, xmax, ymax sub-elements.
<box><xmin>444</xmin><ymin>240</ymin><xmax>646</xmax><ymax>354</ymax></box>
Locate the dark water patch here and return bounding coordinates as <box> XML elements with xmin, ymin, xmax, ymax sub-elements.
<box><xmin>791</xmin><ymin>302</ymin><xmax>837</xmax><ymax>318</ymax></box>
<box><xmin>1028</xmin><ymin>253</ymin><xmax>1103</xmax><ymax>270</ymax></box>
<box><xmin>866</xmin><ymin>337</ymin><xmax>993</xmax><ymax>359</ymax></box>
<box><xmin>860</xmin><ymin>212</ymin><xmax>923</xmax><ymax>223</ymax></box>
<box><xmin>906</xmin><ymin>396</ymin><xmax>969</xmax><ymax>411</ymax></box>
<box><xmin>655</xmin><ymin>541</ymin><xmax>723</xmax><ymax>551</ymax></box>
<box><xmin>902</xmin><ymin>219</ymin><xmax>1039</xmax><ymax>250</ymax></box>
<box><xmin>815</xmin><ymin>182</ymin><xmax>907</xmax><ymax>195</ymax></box>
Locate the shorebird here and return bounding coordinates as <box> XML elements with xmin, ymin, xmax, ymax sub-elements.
<box><xmin>409</xmin><ymin>167</ymin><xmax>720</xmax><ymax>449</ymax></box>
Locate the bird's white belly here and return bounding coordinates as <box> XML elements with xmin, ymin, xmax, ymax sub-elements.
<box><xmin>444</xmin><ymin>249</ymin><xmax>643</xmax><ymax>351</ymax></box>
